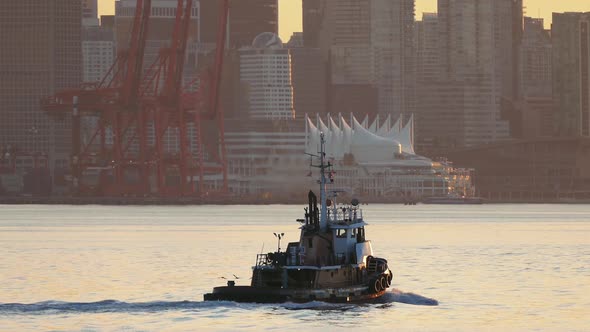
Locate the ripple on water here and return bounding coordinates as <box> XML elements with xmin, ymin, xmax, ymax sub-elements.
<box><xmin>1</xmin><ymin>204</ymin><xmax>588</xmax><ymax>331</ymax></box>
<box><xmin>0</xmin><ymin>289</ymin><xmax>439</xmax><ymax>316</ymax></box>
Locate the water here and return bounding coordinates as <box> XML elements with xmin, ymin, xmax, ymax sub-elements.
<box><xmin>0</xmin><ymin>204</ymin><xmax>589</xmax><ymax>331</ymax></box>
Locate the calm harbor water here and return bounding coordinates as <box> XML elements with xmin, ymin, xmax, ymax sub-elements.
<box><xmin>0</xmin><ymin>204</ymin><xmax>589</xmax><ymax>331</ymax></box>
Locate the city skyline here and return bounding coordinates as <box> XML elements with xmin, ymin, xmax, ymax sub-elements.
<box><xmin>3</xmin><ymin>0</ymin><xmax>590</xmax><ymax>201</ymax></box>
<box><xmin>97</xmin><ymin>0</ymin><xmax>590</xmax><ymax>40</ymax></box>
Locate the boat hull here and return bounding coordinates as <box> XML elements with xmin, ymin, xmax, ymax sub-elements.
<box><xmin>204</xmin><ymin>285</ymin><xmax>388</xmax><ymax>303</ymax></box>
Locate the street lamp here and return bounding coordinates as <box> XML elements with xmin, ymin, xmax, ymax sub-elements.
<box><xmin>273</xmin><ymin>232</ymin><xmax>284</xmax><ymax>252</ymax></box>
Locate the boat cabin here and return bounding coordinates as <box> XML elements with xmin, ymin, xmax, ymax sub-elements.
<box><xmin>252</xmin><ymin>192</ymin><xmax>376</xmax><ymax>290</ymax></box>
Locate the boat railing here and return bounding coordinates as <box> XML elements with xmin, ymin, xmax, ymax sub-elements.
<box><xmin>327</xmin><ymin>207</ymin><xmax>363</xmax><ymax>224</ymax></box>
<box><xmin>256</xmin><ymin>252</ymin><xmax>353</xmax><ymax>267</ymax></box>
<box><xmin>256</xmin><ymin>252</ymin><xmax>290</xmax><ymax>267</ymax></box>
<box><xmin>256</xmin><ymin>254</ymin><xmax>269</xmax><ymax>266</ymax></box>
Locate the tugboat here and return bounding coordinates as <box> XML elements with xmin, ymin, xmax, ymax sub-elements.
<box><xmin>204</xmin><ymin>133</ymin><xmax>393</xmax><ymax>303</ymax></box>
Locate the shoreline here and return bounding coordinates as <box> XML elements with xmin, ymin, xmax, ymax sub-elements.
<box><xmin>1</xmin><ymin>196</ymin><xmax>589</xmax><ymax>205</ymax></box>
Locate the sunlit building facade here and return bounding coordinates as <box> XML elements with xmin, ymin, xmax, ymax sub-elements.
<box><xmin>239</xmin><ymin>33</ymin><xmax>294</xmax><ymax>120</ymax></box>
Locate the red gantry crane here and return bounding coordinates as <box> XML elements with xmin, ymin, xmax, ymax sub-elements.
<box><xmin>141</xmin><ymin>0</ymin><xmax>229</xmax><ymax>196</ymax></box>
<box><xmin>42</xmin><ymin>0</ymin><xmax>230</xmax><ymax>198</ymax></box>
<box><xmin>43</xmin><ymin>0</ymin><xmax>153</xmax><ymax>196</ymax></box>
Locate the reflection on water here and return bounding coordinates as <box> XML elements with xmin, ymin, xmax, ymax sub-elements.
<box><xmin>0</xmin><ymin>204</ymin><xmax>589</xmax><ymax>331</ymax></box>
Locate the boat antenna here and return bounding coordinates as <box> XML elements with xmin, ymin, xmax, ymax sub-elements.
<box><xmin>273</xmin><ymin>232</ymin><xmax>284</xmax><ymax>252</ymax></box>
<box><xmin>304</xmin><ymin>132</ymin><xmax>330</xmax><ymax>232</ymax></box>
<box><xmin>318</xmin><ymin>133</ymin><xmax>328</xmax><ymax>231</ymax></box>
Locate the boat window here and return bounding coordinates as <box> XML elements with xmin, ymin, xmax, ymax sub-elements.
<box><xmin>336</xmin><ymin>229</ymin><xmax>347</xmax><ymax>238</ymax></box>
<box><xmin>308</xmin><ymin>237</ymin><xmax>313</xmax><ymax>248</ymax></box>
<box><xmin>350</xmin><ymin>228</ymin><xmax>357</xmax><ymax>239</ymax></box>
<box><xmin>356</xmin><ymin>227</ymin><xmax>365</xmax><ymax>242</ymax></box>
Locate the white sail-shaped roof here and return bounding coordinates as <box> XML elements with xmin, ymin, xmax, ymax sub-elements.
<box><xmin>351</xmin><ymin>117</ymin><xmax>402</xmax><ymax>162</ymax></box>
<box><xmin>361</xmin><ymin>114</ymin><xmax>369</xmax><ymax>128</ymax></box>
<box><xmin>329</xmin><ymin>116</ymin><xmax>344</xmax><ymax>159</ymax></box>
<box><xmin>318</xmin><ymin>117</ymin><xmax>330</xmax><ymax>134</ymax></box>
<box><xmin>387</xmin><ymin>117</ymin><xmax>402</xmax><ymax>137</ymax></box>
<box><xmin>377</xmin><ymin>115</ymin><xmax>391</xmax><ymax>136</ymax></box>
<box><xmin>375</xmin><ymin>115</ymin><xmax>414</xmax><ymax>155</ymax></box>
<box><xmin>306</xmin><ymin>116</ymin><xmax>321</xmax><ymax>155</ymax></box>
<box><xmin>340</xmin><ymin>114</ymin><xmax>352</xmax><ymax>154</ymax></box>
<box><xmin>318</xmin><ymin>117</ymin><xmax>336</xmax><ymax>158</ymax></box>
<box><xmin>389</xmin><ymin>116</ymin><xmax>415</xmax><ymax>155</ymax></box>
<box><xmin>368</xmin><ymin>116</ymin><xmax>379</xmax><ymax>133</ymax></box>
<box><xmin>306</xmin><ymin>113</ymin><xmax>416</xmax><ymax>163</ymax></box>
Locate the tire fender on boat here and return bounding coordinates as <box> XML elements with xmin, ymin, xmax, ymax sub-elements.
<box><xmin>373</xmin><ymin>278</ymin><xmax>382</xmax><ymax>293</ymax></box>
<box><xmin>380</xmin><ymin>276</ymin><xmax>387</xmax><ymax>290</ymax></box>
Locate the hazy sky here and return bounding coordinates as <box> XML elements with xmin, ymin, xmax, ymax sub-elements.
<box><xmin>97</xmin><ymin>0</ymin><xmax>590</xmax><ymax>41</ymax></box>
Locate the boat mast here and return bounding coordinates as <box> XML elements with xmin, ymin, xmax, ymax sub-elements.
<box><xmin>319</xmin><ymin>133</ymin><xmax>328</xmax><ymax>231</ymax></box>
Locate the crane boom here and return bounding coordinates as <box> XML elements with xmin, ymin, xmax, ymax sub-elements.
<box><xmin>163</xmin><ymin>0</ymin><xmax>193</xmax><ymax>102</ymax></box>
<box><xmin>122</xmin><ymin>0</ymin><xmax>152</xmax><ymax>107</ymax></box>
<box><xmin>207</xmin><ymin>0</ymin><xmax>230</xmax><ymax>118</ymax></box>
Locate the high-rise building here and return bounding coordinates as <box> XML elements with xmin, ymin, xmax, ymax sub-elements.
<box><xmin>302</xmin><ymin>0</ymin><xmax>322</xmax><ymax>48</ymax></box>
<box><xmin>511</xmin><ymin>0</ymin><xmax>524</xmax><ymax>100</ymax></box>
<box><xmin>415</xmin><ymin>13</ymin><xmax>465</xmax><ymax>153</ymax></box>
<box><xmin>230</xmin><ymin>0</ymin><xmax>278</xmax><ymax>49</ymax></box>
<box><xmin>0</xmin><ymin>1</ymin><xmax>82</xmax><ymax>164</ymax></box>
<box><xmin>100</xmin><ymin>15</ymin><xmax>116</xmax><ymax>31</ymax></box>
<box><xmin>82</xmin><ymin>0</ymin><xmax>99</xmax><ymax>26</ymax></box>
<box><xmin>438</xmin><ymin>0</ymin><xmax>521</xmax><ymax>96</ymax></box>
<box><xmin>415</xmin><ymin>82</ymin><xmax>465</xmax><ymax>153</ymax></box>
<box><xmin>521</xmin><ymin>18</ymin><xmax>552</xmax><ymax>97</ymax></box>
<box><xmin>316</xmin><ymin>0</ymin><xmax>375</xmax><ymax>118</ymax></box>
<box><xmin>83</xmin><ymin>23</ymin><xmax>115</xmax><ymax>84</ymax></box>
<box><xmin>415</xmin><ymin>13</ymin><xmax>439</xmax><ymax>84</ymax></box>
<box><xmin>552</xmin><ymin>12</ymin><xmax>590</xmax><ymax>137</ymax></box>
<box><xmin>200</xmin><ymin>0</ymin><xmax>278</xmax><ymax>49</ymax></box>
<box><xmin>289</xmin><ymin>45</ymin><xmax>327</xmax><ymax>119</ymax></box>
<box><xmin>82</xmin><ymin>0</ymin><xmax>98</xmax><ymax>19</ymax></box>
<box><xmin>319</xmin><ymin>0</ymin><xmax>372</xmax><ymax>85</ymax></box>
<box><xmin>519</xmin><ymin>17</ymin><xmax>553</xmax><ymax>139</ymax></box>
<box><xmin>239</xmin><ymin>33</ymin><xmax>294</xmax><ymax>120</ymax></box>
<box><xmin>371</xmin><ymin>0</ymin><xmax>415</xmax><ymax>118</ymax></box>
<box><xmin>434</xmin><ymin>0</ymin><xmax>521</xmax><ymax>147</ymax></box>
<box><xmin>82</xmin><ymin>0</ymin><xmax>112</xmax><ymax>84</ymax></box>
<box><xmin>315</xmin><ymin>0</ymin><xmax>415</xmax><ymax>119</ymax></box>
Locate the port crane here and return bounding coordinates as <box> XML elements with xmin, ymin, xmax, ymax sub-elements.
<box><xmin>43</xmin><ymin>0</ymin><xmax>230</xmax><ymax>197</ymax></box>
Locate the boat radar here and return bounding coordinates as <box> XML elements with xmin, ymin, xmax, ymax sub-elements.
<box><xmin>204</xmin><ymin>133</ymin><xmax>394</xmax><ymax>303</ymax></box>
